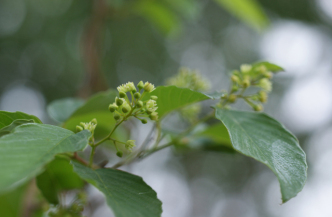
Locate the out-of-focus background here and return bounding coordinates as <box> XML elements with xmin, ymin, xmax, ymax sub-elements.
<box><xmin>1</xmin><ymin>0</ymin><xmax>332</xmax><ymax>216</ymax></box>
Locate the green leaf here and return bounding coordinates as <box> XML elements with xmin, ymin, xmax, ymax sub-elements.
<box><xmin>36</xmin><ymin>157</ymin><xmax>85</xmax><ymax>204</ymax></box>
<box><xmin>143</xmin><ymin>86</ymin><xmax>211</xmax><ymax>118</ymax></box>
<box><xmin>0</xmin><ymin>183</ymin><xmax>28</xmax><ymax>217</ymax></box>
<box><xmin>0</xmin><ymin>124</ymin><xmax>91</xmax><ymax>193</ymax></box>
<box><xmin>214</xmin><ymin>109</ymin><xmax>307</xmax><ymax>202</ymax></box>
<box><xmin>0</xmin><ymin>119</ymin><xmax>35</xmax><ymax>137</ymax></box>
<box><xmin>213</xmin><ymin>0</ymin><xmax>268</xmax><ymax>30</ymax></box>
<box><xmin>72</xmin><ymin>162</ymin><xmax>162</xmax><ymax>217</ymax></box>
<box><xmin>63</xmin><ymin>90</ymin><xmax>123</xmax><ymax>140</ymax></box>
<box><xmin>204</xmin><ymin>91</ymin><xmax>226</xmax><ymax>100</ymax></box>
<box><xmin>252</xmin><ymin>61</ymin><xmax>284</xmax><ymax>72</ymax></box>
<box><xmin>47</xmin><ymin>98</ymin><xmax>85</xmax><ymax>123</ymax></box>
<box><xmin>195</xmin><ymin>123</ymin><xmax>232</xmax><ymax>148</ymax></box>
<box><xmin>0</xmin><ymin>111</ymin><xmax>42</xmax><ymax>129</ymax></box>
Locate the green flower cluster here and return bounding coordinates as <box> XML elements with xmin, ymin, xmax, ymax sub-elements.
<box><xmin>221</xmin><ymin>64</ymin><xmax>276</xmax><ymax>111</ymax></box>
<box><xmin>167</xmin><ymin>67</ymin><xmax>210</xmax><ymax>91</ymax></box>
<box><xmin>108</xmin><ymin>81</ymin><xmax>159</xmax><ymax>123</ymax></box>
<box><xmin>167</xmin><ymin>67</ymin><xmax>210</xmax><ymax>122</ymax></box>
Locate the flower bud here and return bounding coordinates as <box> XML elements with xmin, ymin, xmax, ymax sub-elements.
<box><xmin>240</xmin><ymin>64</ymin><xmax>252</xmax><ymax>73</ymax></box>
<box><xmin>231</xmin><ymin>85</ymin><xmax>239</xmax><ymax>92</ymax></box>
<box><xmin>134</xmin><ymin>92</ymin><xmax>141</xmax><ymax>99</ymax></box>
<box><xmin>91</xmin><ymin>118</ymin><xmax>97</xmax><ymax>125</ymax></box>
<box><xmin>122</xmin><ymin>101</ymin><xmax>131</xmax><ymax>113</ymax></box>
<box><xmin>119</xmin><ymin>91</ymin><xmax>126</xmax><ymax>98</ymax></box>
<box><xmin>254</xmin><ymin>104</ymin><xmax>263</xmax><ymax>111</ymax></box>
<box><xmin>76</xmin><ymin>126</ymin><xmax>83</xmax><ymax>132</ymax></box>
<box><xmin>150</xmin><ymin>95</ymin><xmax>158</xmax><ymax>100</ymax></box>
<box><xmin>116</xmin><ymin>97</ymin><xmax>123</xmax><ymax>106</ymax></box>
<box><xmin>137</xmin><ymin>81</ymin><xmax>144</xmax><ymax>89</ymax></box>
<box><xmin>258</xmin><ymin>91</ymin><xmax>267</xmax><ymax>103</ymax></box>
<box><xmin>228</xmin><ymin>94</ymin><xmax>237</xmax><ymax>103</ymax></box>
<box><xmin>258</xmin><ymin>78</ymin><xmax>272</xmax><ymax>92</ymax></box>
<box><xmin>122</xmin><ymin>106</ymin><xmax>129</xmax><ymax>113</ymax></box>
<box><xmin>231</xmin><ymin>75</ymin><xmax>239</xmax><ymax>83</ymax></box>
<box><xmin>263</xmin><ymin>72</ymin><xmax>273</xmax><ymax>79</ymax></box>
<box><xmin>149</xmin><ymin>112</ymin><xmax>158</xmax><ymax>121</ymax></box>
<box><xmin>141</xmin><ymin>119</ymin><xmax>147</xmax><ymax>124</ymax></box>
<box><xmin>114</xmin><ymin>113</ymin><xmax>120</xmax><ymax>120</ymax></box>
<box><xmin>143</xmin><ymin>82</ymin><xmax>155</xmax><ymax>92</ymax></box>
<box><xmin>116</xmin><ymin>151</ymin><xmax>123</xmax><ymax>158</ymax></box>
<box><xmin>258</xmin><ymin>65</ymin><xmax>267</xmax><ymax>74</ymax></box>
<box><xmin>109</xmin><ymin>103</ymin><xmax>118</xmax><ymax>112</ymax></box>
<box><xmin>136</xmin><ymin>100</ymin><xmax>143</xmax><ymax>108</ymax></box>
<box><xmin>242</xmin><ymin>78</ymin><xmax>250</xmax><ymax>88</ymax></box>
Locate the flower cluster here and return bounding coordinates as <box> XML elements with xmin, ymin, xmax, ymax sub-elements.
<box><xmin>167</xmin><ymin>67</ymin><xmax>210</xmax><ymax>122</ymax></box>
<box><xmin>221</xmin><ymin>63</ymin><xmax>276</xmax><ymax>111</ymax></box>
<box><xmin>167</xmin><ymin>67</ymin><xmax>210</xmax><ymax>91</ymax></box>
<box><xmin>109</xmin><ymin>81</ymin><xmax>159</xmax><ymax>123</ymax></box>
<box><xmin>76</xmin><ymin>118</ymin><xmax>97</xmax><ymax>134</ymax></box>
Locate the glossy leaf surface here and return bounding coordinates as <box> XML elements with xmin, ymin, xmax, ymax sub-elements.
<box><xmin>215</xmin><ymin>109</ymin><xmax>307</xmax><ymax>202</ymax></box>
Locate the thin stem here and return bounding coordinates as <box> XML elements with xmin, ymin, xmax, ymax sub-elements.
<box><xmin>111</xmin><ymin>111</ymin><xmax>215</xmax><ymax>168</ymax></box>
<box><xmin>72</xmin><ymin>152</ymin><xmax>89</xmax><ymax>166</ymax></box>
<box><xmin>89</xmin><ymin>105</ymin><xmax>136</xmax><ymax>167</ymax></box>
<box><xmin>94</xmin><ymin>119</ymin><xmax>124</xmax><ymax>146</ymax></box>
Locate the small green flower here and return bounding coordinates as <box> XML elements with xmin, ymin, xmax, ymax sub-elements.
<box><xmin>126</xmin><ymin>82</ymin><xmax>137</xmax><ymax>92</ymax></box>
<box><xmin>78</xmin><ymin>119</ymin><xmax>97</xmax><ymax>133</ymax></box>
<box><xmin>125</xmin><ymin>140</ymin><xmax>136</xmax><ymax>152</ymax></box>
<box><xmin>240</xmin><ymin>64</ymin><xmax>252</xmax><ymax>73</ymax></box>
<box><xmin>258</xmin><ymin>78</ymin><xmax>272</xmax><ymax>92</ymax></box>
<box><xmin>143</xmin><ymin>82</ymin><xmax>155</xmax><ymax>93</ymax></box>
<box><xmin>146</xmin><ymin>99</ymin><xmax>157</xmax><ymax>113</ymax></box>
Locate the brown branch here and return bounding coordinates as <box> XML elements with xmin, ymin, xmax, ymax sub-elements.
<box><xmin>79</xmin><ymin>0</ymin><xmax>110</xmax><ymax>98</ymax></box>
